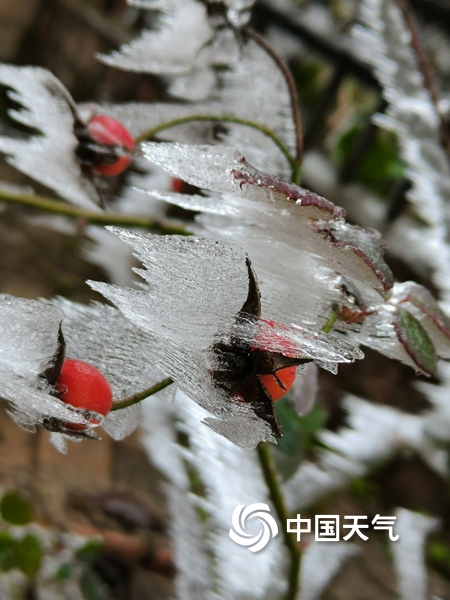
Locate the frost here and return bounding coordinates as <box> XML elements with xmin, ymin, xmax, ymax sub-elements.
<box><xmin>392</xmin><ymin>509</ymin><xmax>439</xmax><ymax>600</ymax></box>
<box><xmin>98</xmin><ymin>0</ymin><xmax>213</xmax><ymax>75</ymax></box>
<box><xmin>165</xmin><ymin>485</ymin><xmax>213</xmax><ymax>600</ymax></box>
<box><xmin>283</xmin><ymin>396</ymin><xmax>444</xmax><ymax>511</ymax></box>
<box><xmin>299</xmin><ymin>541</ymin><xmax>360</xmax><ymax>600</ymax></box>
<box><xmin>0</xmin><ymin>65</ymin><xmax>100</xmax><ymax>209</ymax></box>
<box><xmin>176</xmin><ymin>390</ymin><xmax>289</xmax><ymax>600</ymax></box>
<box><xmin>354</xmin><ymin>0</ymin><xmax>450</xmax><ymax>311</ymax></box>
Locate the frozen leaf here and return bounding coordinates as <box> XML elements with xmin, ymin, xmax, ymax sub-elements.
<box><xmin>392</xmin><ymin>509</ymin><xmax>439</xmax><ymax>600</ymax></box>
<box><xmin>390</xmin><ymin>282</ymin><xmax>450</xmax><ymax>358</ymax></box>
<box><xmin>299</xmin><ymin>541</ymin><xmax>360</xmax><ymax>600</ymax></box>
<box><xmin>98</xmin><ymin>0</ymin><xmax>213</xmax><ymax>75</ymax></box>
<box><xmin>143</xmin><ymin>142</ymin><xmax>395</xmax><ymax>335</ymax></box>
<box><xmin>90</xmin><ymin>229</ymin><xmax>363</xmax><ymax>447</ymax></box>
<box><xmin>0</xmin><ymin>65</ymin><xmax>100</xmax><ymax>209</ymax></box>
<box><xmin>316</xmin><ymin>220</ymin><xmax>393</xmax><ymax>293</ymax></box>
<box><xmin>231</xmin><ymin>317</ymin><xmax>363</xmax><ymax>372</ymax></box>
<box><xmin>142</xmin><ymin>142</ymin><xmax>342</xmax><ymax>219</ymax></box>
<box><xmin>394</xmin><ymin>307</ymin><xmax>437</xmax><ymax>376</ymax></box>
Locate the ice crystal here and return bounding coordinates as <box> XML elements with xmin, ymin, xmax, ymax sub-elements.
<box><xmin>392</xmin><ymin>509</ymin><xmax>439</xmax><ymax>600</ymax></box>
<box><xmin>0</xmin><ymin>65</ymin><xmax>100</xmax><ymax>209</ymax></box>
<box><xmin>98</xmin><ymin>0</ymin><xmax>213</xmax><ymax>75</ymax></box>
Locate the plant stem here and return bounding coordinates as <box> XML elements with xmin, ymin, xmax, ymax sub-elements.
<box><xmin>393</xmin><ymin>0</ymin><xmax>450</xmax><ymax>158</ymax></box>
<box><xmin>0</xmin><ymin>188</ymin><xmax>191</xmax><ymax>235</ymax></box>
<box><xmin>243</xmin><ymin>28</ymin><xmax>304</xmax><ymax>183</ymax></box>
<box><xmin>257</xmin><ymin>442</ymin><xmax>301</xmax><ymax>600</ymax></box>
<box><xmin>135</xmin><ymin>114</ymin><xmax>296</xmax><ymax>171</ymax></box>
<box><xmin>111</xmin><ymin>377</ymin><xmax>174</xmax><ymax>411</ymax></box>
<box><xmin>321</xmin><ymin>303</ymin><xmax>339</xmax><ymax>334</ymax></box>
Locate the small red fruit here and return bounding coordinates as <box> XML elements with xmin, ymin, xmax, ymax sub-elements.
<box><xmin>87</xmin><ymin>115</ymin><xmax>134</xmax><ymax>177</ymax></box>
<box><xmin>258</xmin><ymin>366</ymin><xmax>297</xmax><ymax>402</ymax></box>
<box><xmin>56</xmin><ymin>359</ymin><xmax>113</xmax><ymax>430</ymax></box>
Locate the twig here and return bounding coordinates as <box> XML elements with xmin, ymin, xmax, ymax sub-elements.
<box><xmin>135</xmin><ymin>114</ymin><xmax>296</xmax><ymax>171</ymax></box>
<box><xmin>393</xmin><ymin>0</ymin><xmax>450</xmax><ymax>158</ymax></box>
<box><xmin>243</xmin><ymin>28</ymin><xmax>303</xmax><ymax>182</ymax></box>
<box><xmin>0</xmin><ymin>188</ymin><xmax>191</xmax><ymax>235</ymax></box>
<box><xmin>111</xmin><ymin>378</ymin><xmax>174</xmax><ymax>411</ymax></box>
<box><xmin>256</xmin><ymin>443</ymin><xmax>301</xmax><ymax>600</ymax></box>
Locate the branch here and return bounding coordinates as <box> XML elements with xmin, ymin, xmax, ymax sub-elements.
<box><xmin>111</xmin><ymin>377</ymin><xmax>174</xmax><ymax>411</ymax></box>
<box><xmin>0</xmin><ymin>188</ymin><xmax>191</xmax><ymax>235</ymax></box>
<box><xmin>393</xmin><ymin>0</ymin><xmax>450</xmax><ymax>158</ymax></box>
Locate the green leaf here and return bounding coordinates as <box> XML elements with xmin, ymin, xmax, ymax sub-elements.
<box><xmin>15</xmin><ymin>534</ymin><xmax>42</xmax><ymax>579</ymax></box>
<box><xmin>80</xmin><ymin>568</ymin><xmax>109</xmax><ymax>600</ymax></box>
<box><xmin>75</xmin><ymin>539</ymin><xmax>103</xmax><ymax>564</ymax></box>
<box><xmin>395</xmin><ymin>307</ymin><xmax>437</xmax><ymax>375</ymax></box>
<box><xmin>0</xmin><ymin>532</ymin><xmax>16</xmax><ymax>571</ymax></box>
<box><xmin>54</xmin><ymin>562</ymin><xmax>72</xmax><ymax>580</ymax></box>
<box><xmin>334</xmin><ymin>119</ymin><xmax>404</xmax><ymax>195</ymax></box>
<box><xmin>0</xmin><ymin>492</ymin><xmax>33</xmax><ymax>525</ymax></box>
<box><xmin>274</xmin><ymin>397</ymin><xmax>304</xmax><ymax>456</ymax></box>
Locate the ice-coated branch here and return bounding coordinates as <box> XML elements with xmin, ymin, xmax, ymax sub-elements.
<box><xmin>135</xmin><ymin>113</ymin><xmax>296</xmax><ymax>172</ymax></box>
<box><xmin>110</xmin><ymin>377</ymin><xmax>174</xmax><ymax>411</ymax></box>
<box><xmin>0</xmin><ymin>186</ymin><xmax>190</xmax><ymax>236</ymax></box>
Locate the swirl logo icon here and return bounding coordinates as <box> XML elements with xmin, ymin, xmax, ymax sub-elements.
<box><xmin>229</xmin><ymin>503</ymin><xmax>278</xmax><ymax>552</ymax></box>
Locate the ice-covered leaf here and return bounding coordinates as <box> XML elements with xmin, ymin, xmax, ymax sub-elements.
<box><xmin>98</xmin><ymin>0</ymin><xmax>213</xmax><ymax>75</ymax></box>
<box><xmin>391</xmin><ymin>282</ymin><xmax>450</xmax><ymax>358</ymax></box>
<box><xmin>90</xmin><ymin>229</ymin><xmax>363</xmax><ymax>447</ymax></box>
<box><xmin>143</xmin><ymin>143</ymin><xmax>342</xmax><ymax>219</ymax></box>
<box><xmin>316</xmin><ymin>220</ymin><xmax>393</xmax><ymax>293</ymax></box>
<box><xmin>394</xmin><ymin>307</ymin><xmax>437</xmax><ymax>376</ymax></box>
<box><xmin>299</xmin><ymin>541</ymin><xmax>360</xmax><ymax>600</ymax></box>
<box><xmin>0</xmin><ymin>65</ymin><xmax>100</xmax><ymax>209</ymax></box>
<box><xmin>392</xmin><ymin>509</ymin><xmax>439</xmax><ymax>600</ymax></box>
<box><xmin>142</xmin><ymin>142</ymin><xmax>396</xmax><ymax>337</ymax></box>
<box><xmin>232</xmin><ymin>317</ymin><xmax>363</xmax><ymax>371</ymax></box>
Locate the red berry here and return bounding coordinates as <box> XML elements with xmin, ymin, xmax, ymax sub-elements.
<box><xmin>171</xmin><ymin>177</ymin><xmax>185</xmax><ymax>193</ymax></box>
<box><xmin>258</xmin><ymin>366</ymin><xmax>297</xmax><ymax>402</ymax></box>
<box><xmin>56</xmin><ymin>359</ymin><xmax>113</xmax><ymax>430</ymax></box>
<box><xmin>87</xmin><ymin>115</ymin><xmax>134</xmax><ymax>177</ymax></box>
